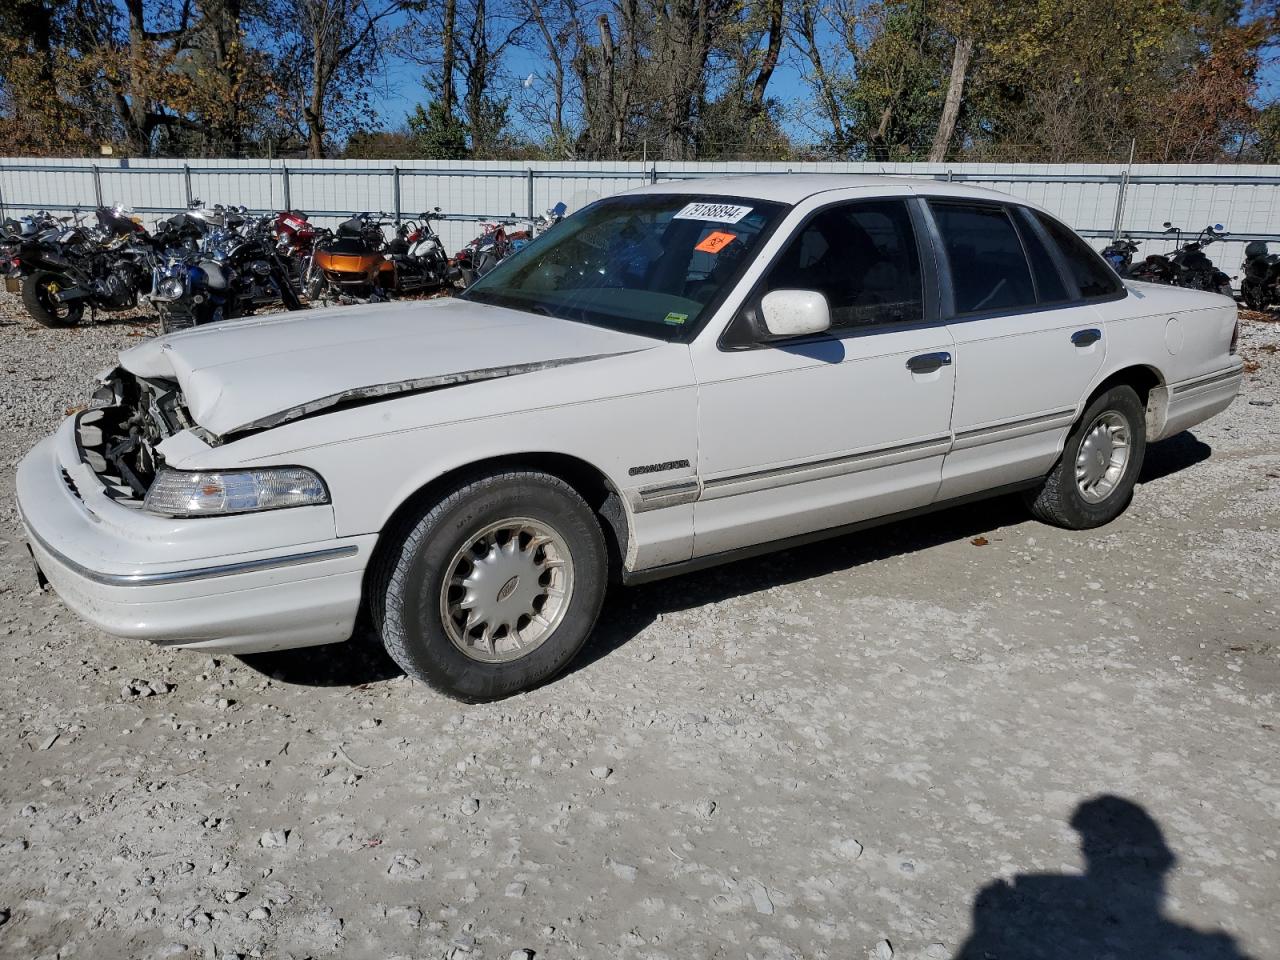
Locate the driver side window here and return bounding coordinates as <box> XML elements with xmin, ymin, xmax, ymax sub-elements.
<box><xmin>762</xmin><ymin>200</ymin><xmax>924</xmax><ymax>329</ymax></box>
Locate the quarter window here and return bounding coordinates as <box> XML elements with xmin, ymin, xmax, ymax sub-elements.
<box><xmin>762</xmin><ymin>200</ymin><xmax>924</xmax><ymax>329</ymax></box>
<box><xmin>930</xmin><ymin>201</ymin><xmax>1037</xmax><ymax>314</ymax></box>
<box><xmin>1012</xmin><ymin>209</ymin><xmax>1070</xmax><ymax>303</ymax></box>
<box><xmin>1033</xmin><ymin>212</ymin><xmax>1123</xmax><ymax>299</ymax></box>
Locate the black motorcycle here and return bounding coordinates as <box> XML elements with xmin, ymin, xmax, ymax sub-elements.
<box><xmin>1101</xmin><ymin>235</ymin><xmax>1141</xmax><ymax>277</ymax></box>
<box><xmin>1129</xmin><ymin>222</ymin><xmax>1233</xmax><ymax>296</ymax></box>
<box><xmin>150</xmin><ymin>205</ymin><xmax>303</xmax><ymax>333</ymax></box>
<box><xmin>1240</xmin><ymin>240</ymin><xmax>1280</xmax><ymax>311</ymax></box>
<box><xmin>3</xmin><ymin>205</ymin><xmax>154</xmax><ymax>327</ymax></box>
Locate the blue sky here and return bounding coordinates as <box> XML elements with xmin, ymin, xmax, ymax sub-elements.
<box><xmin>367</xmin><ymin>24</ymin><xmax>1280</xmax><ymax>147</ymax></box>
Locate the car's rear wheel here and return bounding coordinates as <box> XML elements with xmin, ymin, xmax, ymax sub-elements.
<box><xmin>371</xmin><ymin>471</ymin><xmax>608</xmax><ymax>701</ymax></box>
<box><xmin>1026</xmin><ymin>384</ymin><xmax>1147</xmax><ymax>529</ymax></box>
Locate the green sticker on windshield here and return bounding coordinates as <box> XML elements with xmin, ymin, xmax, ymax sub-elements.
<box><xmin>663</xmin><ymin>312</ymin><xmax>689</xmax><ymax>325</ymax></box>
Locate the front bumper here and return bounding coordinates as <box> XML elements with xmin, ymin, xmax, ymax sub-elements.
<box><xmin>16</xmin><ymin>418</ymin><xmax>375</xmax><ymax>653</ymax></box>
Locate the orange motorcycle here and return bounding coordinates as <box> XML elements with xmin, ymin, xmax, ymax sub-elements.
<box><xmin>306</xmin><ymin>212</ymin><xmax>395</xmax><ymax>304</ymax></box>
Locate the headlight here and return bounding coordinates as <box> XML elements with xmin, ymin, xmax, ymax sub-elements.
<box><xmin>156</xmin><ymin>276</ymin><xmax>185</xmax><ymax>300</ymax></box>
<box><xmin>143</xmin><ymin>467</ymin><xmax>329</xmax><ymax>517</ymax></box>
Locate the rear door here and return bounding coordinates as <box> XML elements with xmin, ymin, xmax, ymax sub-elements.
<box><xmin>924</xmin><ymin>198</ymin><xmax>1111</xmax><ymax>500</ymax></box>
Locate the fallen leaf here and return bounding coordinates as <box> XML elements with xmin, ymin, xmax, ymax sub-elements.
<box><xmin>971</xmin><ymin>536</ymin><xmax>989</xmax><ymax>546</ymax></box>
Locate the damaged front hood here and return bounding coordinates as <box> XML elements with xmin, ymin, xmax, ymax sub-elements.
<box><xmin>118</xmin><ymin>298</ymin><xmax>656</xmax><ymax>437</ymax></box>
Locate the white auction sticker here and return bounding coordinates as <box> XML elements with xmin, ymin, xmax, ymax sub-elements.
<box><xmin>673</xmin><ymin>202</ymin><xmax>754</xmax><ymax>224</ymax></box>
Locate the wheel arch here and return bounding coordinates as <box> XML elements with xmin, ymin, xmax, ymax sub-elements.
<box><xmin>362</xmin><ymin>451</ymin><xmax>631</xmax><ymax>604</ymax></box>
<box><xmin>1088</xmin><ymin>363</ymin><xmax>1169</xmax><ymax>440</ymax></box>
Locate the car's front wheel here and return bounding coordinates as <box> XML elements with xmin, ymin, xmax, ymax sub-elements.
<box><xmin>1026</xmin><ymin>384</ymin><xmax>1147</xmax><ymax>529</ymax></box>
<box><xmin>372</xmin><ymin>471</ymin><xmax>608</xmax><ymax>700</ymax></box>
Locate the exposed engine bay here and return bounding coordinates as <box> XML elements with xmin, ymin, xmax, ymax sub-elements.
<box><xmin>77</xmin><ymin>368</ymin><xmax>194</xmax><ymax>499</ymax></box>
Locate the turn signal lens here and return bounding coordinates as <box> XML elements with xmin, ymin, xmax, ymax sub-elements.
<box><xmin>143</xmin><ymin>467</ymin><xmax>329</xmax><ymax>517</ymax></box>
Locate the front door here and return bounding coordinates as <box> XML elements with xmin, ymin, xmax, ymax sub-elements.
<box><xmin>691</xmin><ymin>196</ymin><xmax>957</xmax><ymax>558</ymax></box>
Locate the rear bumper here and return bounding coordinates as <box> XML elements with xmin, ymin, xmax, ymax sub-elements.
<box><xmin>1157</xmin><ymin>363</ymin><xmax>1244</xmax><ymax>440</ymax></box>
<box><xmin>16</xmin><ymin>422</ymin><xmax>374</xmax><ymax>653</ymax></box>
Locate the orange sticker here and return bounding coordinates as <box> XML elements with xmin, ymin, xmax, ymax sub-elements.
<box><xmin>695</xmin><ymin>230</ymin><xmax>737</xmax><ymax>254</ymax></box>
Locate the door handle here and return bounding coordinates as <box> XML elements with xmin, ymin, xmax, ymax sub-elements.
<box><xmin>1071</xmin><ymin>328</ymin><xmax>1102</xmax><ymax>347</ymax></box>
<box><xmin>906</xmin><ymin>351</ymin><xmax>953</xmax><ymax>374</ymax></box>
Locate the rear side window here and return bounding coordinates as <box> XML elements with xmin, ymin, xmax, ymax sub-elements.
<box><xmin>929</xmin><ymin>202</ymin><xmax>1037</xmax><ymax>314</ymax></box>
<box><xmin>763</xmin><ymin>199</ymin><xmax>924</xmax><ymax>329</ymax></box>
<box><xmin>1012</xmin><ymin>209</ymin><xmax>1070</xmax><ymax>303</ymax></box>
<box><xmin>1034</xmin><ymin>212</ymin><xmax>1123</xmax><ymax>299</ymax></box>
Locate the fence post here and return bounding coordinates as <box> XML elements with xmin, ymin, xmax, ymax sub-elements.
<box><xmin>393</xmin><ymin>166</ymin><xmax>401</xmax><ymax>223</ymax></box>
<box><xmin>0</xmin><ymin>162</ymin><xmax>6</xmax><ymax>221</ymax></box>
<box><xmin>1110</xmin><ymin>171</ymin><xmax>1130</xmax><ymax>241</ymax></box>
<box><xmin>91</xmin><ymin>164</ymin><xmax>103</xmax><ymax>207</ymax></box>
<box><xmin>183</xmin><ymin>163</ymin><xmax>193</xmax><ymax>207</ymax></box>
<box><xmin>1111</xmin><ymin>138</ymin><xmax>1137</xmax><ymax>241</ymax></box>
<box><xmin>526</xmin><ymin>168</ymin><xmax>536</xmax><ymax>234</ymax></box>
<box><xmin>281</xmin><ymin>164</ymin><xmax>291</xmax><ymax>211</ymax></box>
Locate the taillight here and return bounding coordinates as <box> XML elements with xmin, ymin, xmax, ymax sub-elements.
<box><xmin>1230</xmin><ymin>317</ymin><xmax>1240</xmax><ymax>355</ymax></box>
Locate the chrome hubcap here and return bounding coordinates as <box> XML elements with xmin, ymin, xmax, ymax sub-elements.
<box><xmin>440</xmin><ymin>518</ymin><xmax>573</xmax><ymax>663</ymax></box>
<box><xmin>1075</xmin><ymin>411</ymin><xmax>1131</xmax><ymax>503</ymax></box>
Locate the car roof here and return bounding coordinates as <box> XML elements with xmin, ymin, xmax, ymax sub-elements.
<box><xmin>624</xmin><ymin>174</ymin><xmax>1043</xmax><ymax>211</ymax></box>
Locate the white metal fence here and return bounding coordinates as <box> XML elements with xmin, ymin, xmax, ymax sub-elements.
<box><xmin>3</xmin><ymin>157</ymin><xmax>1280</xmax><ymax>273</ymax></box>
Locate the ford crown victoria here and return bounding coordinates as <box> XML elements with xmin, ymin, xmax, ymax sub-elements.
<box><xmin>17</xmin><ymin>176</ymin><xmax>1243</xmax><ymax>699</ymax></box>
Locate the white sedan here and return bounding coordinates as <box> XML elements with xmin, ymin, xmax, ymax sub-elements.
<box><xmin>17</xmin><ymin>176</ymin><xmax>1242</xmax><ymax>700</ymax></box>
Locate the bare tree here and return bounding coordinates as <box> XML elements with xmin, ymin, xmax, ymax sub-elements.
<box><xmin>789</xmin><ymin>0</ymin><xmax>850</xmax><ymax>146</ymax></box>
<box><xmin>286</xmin><ymin>0</ymin><xmax>403</xmax><ymax>157</ymax></box>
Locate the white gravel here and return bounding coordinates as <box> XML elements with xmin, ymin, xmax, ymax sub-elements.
<box><xmin>1</xmin><ymin>292</ymin><xmax>1278</xmax><ymax>959</ymax></box>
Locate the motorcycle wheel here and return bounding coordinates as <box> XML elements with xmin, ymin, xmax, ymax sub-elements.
<box><xmin>22</xmin><ymin>272</ymin><xmax>84</xmax><ymax>327</ymax></box>
<box><xmin>1242</xmin><ymin>279</ymin><xmax>1269</xmax><ymax>311</ymax></box>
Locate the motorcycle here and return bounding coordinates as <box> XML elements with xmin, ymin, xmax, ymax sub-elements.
<box><xmin>1129</xmin><ymin>222</ymin><xmax>1233</xmax><ymax>296</ymax></box>
<box><xmin>454</xmin><ymin>216</ymin><xmax>519</xmax><ymax>287</ymax></box>
<box><xmin>150</xmin><ymin>207</ymin><xmax>304</xmax><ymax>333</ymax></box>
<box><xmin>453</xmin><ymin>203</ymin><xmax>569</xmax><ymax>286</ymax></box>
<box><xmin>273</xmin><ymin>209</ymin><xmax>322</xmax><ymax>290</ymax></box>
<box><xmin>306</xmin><ymin>212</ymin><xmax>395</xmax><ymax>304</ymax></box>
<box><xmin>1101</xmin><ymin>235</ymin><xmax>1141</xmax><ymax>277</ymax></box>
<box><xmin>383</xmin><ymin>209</ymin><xmax>454</xmax><ymax>294</ymax></box>
<box><xmin>4</xmin><ymin>205</ymin><xmax>154</xmax><ymax>327</ymax></box>
<box><xmin>1240</xmin><ymin>240</ymin><xmax>1280</xmax><ymax>311</ymax></box>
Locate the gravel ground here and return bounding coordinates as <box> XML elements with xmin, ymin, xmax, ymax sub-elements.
<box><xmin>0</xmin><ymin>292</ymin><xmax>1277</xmax><ymax>960</ymax></box>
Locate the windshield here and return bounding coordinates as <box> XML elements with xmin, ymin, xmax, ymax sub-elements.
<box><xmin>462</xmin><ymin>194</ymin><xmax>787</xmax><ymax>340</ymax></box>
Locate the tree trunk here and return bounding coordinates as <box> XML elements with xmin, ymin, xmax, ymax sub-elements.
<box><xmin>441</xmin><ymin>0</ymin><xmax>457</xmax><ymax>118</ymax></box>
<box><xmin>928</xmin><ymin>34</ymin><xmax>973</xmax><ymax>163</ymax></box>
<box><xmin>306</xmin><ymin>34</ymin><xmax>326</xmax><ymax>158</ymax></box>
<box><xmin>749</xmin><ymin>0</ymin><xmax>783</xmax><ymax>116</ymax></box>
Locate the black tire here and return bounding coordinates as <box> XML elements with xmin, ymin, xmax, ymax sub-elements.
<box><xmin>22</xmin><ymin>272</ymin><xmax>83</xmax><ymax>327</ymax></box>
<box><xmin>371</xmin><ymin>471</ymin><xmax>608</xmax><ymax>701</ymax></box>
<box><xmin>1242</xmin><ymin>278</ymin><xmax>1267</xmax><ymax>311</ymax></box>
<box><xmin>1025</xmin><ymin>385</ymin><xmax>1147</xmax><ymax>530</ymax></box>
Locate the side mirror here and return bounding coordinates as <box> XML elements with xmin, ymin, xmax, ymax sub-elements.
<box><xmin>759</xmin><ymin>289</ymin><xmax>831</xmax><ymax>339</ymax></box>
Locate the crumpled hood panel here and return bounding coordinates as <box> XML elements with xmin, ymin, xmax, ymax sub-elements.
<box><xmin>118</xmin><ymin>298</ymin><xmax>656</xmax><ymax>436</ymax></box>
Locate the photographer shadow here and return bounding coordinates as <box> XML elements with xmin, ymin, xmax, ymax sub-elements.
<box><xmin>955</xmin><ymin>795</ymin><xmax>1254</xmax><ymax>960</ymax></box>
